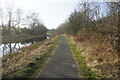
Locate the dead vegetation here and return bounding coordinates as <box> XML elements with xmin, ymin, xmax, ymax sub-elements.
<box><xmin>73</xmin><ymin>30</ymin><xmax>119</xmax><ymax>78</ymax></box>
<box><xmin>2</xmin><ymin>36</ymin><xmax>57</xmax><ymax>78</ymax></box>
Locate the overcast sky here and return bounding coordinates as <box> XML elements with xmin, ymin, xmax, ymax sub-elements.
<box><xmin>0</xmin><ymin>0</ymin><xmax>118</xmax><ymax>29</ymax></box>
<box><xmin>0</xmin><ymin>0</ymin><xmax>80</xmax><ymax>29</ymax></box>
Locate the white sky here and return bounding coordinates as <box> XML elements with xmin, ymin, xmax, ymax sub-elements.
<box><xmin>0</xmin><ymin>0</ymin><xmax>80</xmax><ymax>29</ymax></box>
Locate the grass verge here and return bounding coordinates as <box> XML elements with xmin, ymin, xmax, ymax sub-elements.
<box><xmin>10</xmin><ymin>36</ymin><xmax>60</xmax><ymax>78</ymax></box>
<box><xmin>66</xmin><ymin>36</ymin><xmax>104</xmax><ymax>79</ymax></box>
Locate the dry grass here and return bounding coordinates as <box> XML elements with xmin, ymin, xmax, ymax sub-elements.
<box><xmin>2</xmin><ymin>36</ymin><xmax>57</xmax><ymax>78</ymax></box>
<box><xmin>66</xmin><ymin>36</ymin><xmax>101</xmax><ymax>78</ymax></box>
<box><xmin>73</xmin><ymin>30</ymin><xmax>119</xmax><ymax>78</ymax></box>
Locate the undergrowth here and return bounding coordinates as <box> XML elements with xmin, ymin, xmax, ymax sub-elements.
<box><xmin>66</xmin><ymin>36</ymin><xmax>105</xmax><ymax>79</ymax></box>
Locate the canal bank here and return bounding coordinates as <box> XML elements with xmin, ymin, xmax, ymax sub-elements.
<box><xmin>2</xmin><ymin>35</ymin><xmax>60</xmax><ymax>78</ymax></box>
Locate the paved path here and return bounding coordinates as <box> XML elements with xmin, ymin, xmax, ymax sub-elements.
<box><xmin>38</xmin><ymin>36</ymin><xmax>79</xmax><ymax>78</ymax></box>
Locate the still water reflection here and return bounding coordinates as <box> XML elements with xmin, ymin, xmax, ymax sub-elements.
<box><xmin>0</xmin><ymin>42</ymin><xmax>35</xmax><ymax>58</ymax></box>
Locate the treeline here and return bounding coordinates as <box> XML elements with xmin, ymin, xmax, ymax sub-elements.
<box><xmin>20</xmin><ymin>24</ymin><xmax>47</xmax><ymax>36</ymax></box>
<box><xmin>1</xmin><ymin>22</ymin><xmax>47</xmax><ymax>36</ymax></box>
<box><xmin>57</xmin><ymin>2</ymin><xmax>119</xmax><ymax>51</ymax></box>
<box><xmin>0</xmin><ymin>3</ymin><xmax>47</xmax><ymax>37</ymax></box>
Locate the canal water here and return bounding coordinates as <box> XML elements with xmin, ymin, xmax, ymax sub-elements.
<box><xmin>0</xmin><ymin>42</ymin><xmax>34</xmax><ymax>58</ymax></box>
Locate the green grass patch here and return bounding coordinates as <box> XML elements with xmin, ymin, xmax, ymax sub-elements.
<box><xmin>11</xmin><ymin>36</ymin><xmax>60</xmax><ymax>78</ymax></box>
<box><xmin>66</xmin><ymin>36</ymin><xmax>103</xmax><ymax>78</ymax></box>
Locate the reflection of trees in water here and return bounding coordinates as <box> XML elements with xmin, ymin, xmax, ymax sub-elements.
<box><xmin>9</xmin><ymin>43</ymin><xmax>12</xmax><ymax>53</ymax></box>
<box><xmin>13</xmin><ymin>43</ymin><xmax>17</xmax><ymax>52</ymax></box>
<box><xmin>18</xmin><ymin>43</ymin><xmax>20</xmax><ymax>50</ymax></box>
<box><xmin>3</xmin><ymin>44</ymin><xmax>7</xmax><ymax>57</ymax></box>
<box><xmin>2</xmin><ymin>43</ymin><xmax>21</xmax><ymax>57</ymax></box>
<box><xmin>13</xmin><ymin>43</ymin><xmax>20</xmax><ymax>53</ymax></box>
<box><xmin>2</xmin><ymin>41</ymin><xmax>36</xmax><ymax>57</ymax></box>
<box><xmin>3</xmin><ymin>43</ymin><xmax>11</xmax><ymax>57</ymax></box>
<box><xmin>2</xmin><ymin>36</ymin><xmax>45</xmax><ymax>57</ymax></box>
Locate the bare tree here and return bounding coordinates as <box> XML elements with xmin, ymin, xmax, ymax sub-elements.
<box><xmin>0</xmin><ymin>7</ymin><xmax>6</xmax><ymax>28</ymax></box>
<box><xmin>6</xmin><ymin>3</ymin><xmax>13</xmax><ymax>33</ymax></box>
<box><xmin>26</xmin><ymin>11</ymin><xmax>40</xmax><ymax>29</ymax></box>
<box><xmin>5</xmin><ymin>2</ymin><xmax>24</xmax><ymax>33</ymax></box>
<box><xmin>15</xmin><ymin>8</ymin><xmax>23</xmax><ymax>29</ymax></box>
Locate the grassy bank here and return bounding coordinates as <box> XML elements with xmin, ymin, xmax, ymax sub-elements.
<box><xmin>8</xmin><ymin>36</ymin><xmax>60</xmax><ymax>78</ymax></box>
<box><xmin>66</xmin><ymin>36</ymin><xmax>104</xmax><ymax>79</ymax></box>
<box><xmin>2</xmin><ymin>35</ymin><xmax>46</xmax><ymax>44</ymax></box>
